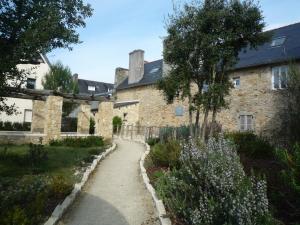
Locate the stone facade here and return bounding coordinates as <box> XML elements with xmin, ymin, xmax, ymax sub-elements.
<box><xmin>97</xmin><ymin>102</ymin><xmax>114</xmax><ymax>140</ymax></box>
<box><xmin>44</xmin><ymin>96</ymin><xmax>63</xmax><ymax>142</ymax></box>
<box><xmin>77</xmin><ymin>104</ymin><xmax>91</xmax><ymax>134</ymax></box>
<box><xmin>115</xmin><ymin>85</ymin><xmax>191</xmax><ymax>127</ymax></box>
<box><xmin>31</xmin><ymin>100</ymin><xmax>46</xmax><ymax>133</ymax></box>
<box><xmin>114</xmin><ymin>64</ymin><xmax>293</xmax><ymax>137</ymax></box>
<box><xmin>113</xmin><ymin>102</ymin><xmax>140</xmax><ymax>126</ymax></box>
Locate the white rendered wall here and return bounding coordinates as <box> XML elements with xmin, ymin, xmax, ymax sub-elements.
<box><xmin>0</xmin><ymin>57</ymin><xmax>50</xmax><ymax>123</ymax></box>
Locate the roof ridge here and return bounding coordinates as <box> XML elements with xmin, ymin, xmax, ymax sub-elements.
<box><xmin>145</xmin><ymin>59</ymin><xmax>163</xmax><ymax>65</ymax></box>
<box><xmin>78</xmin><ymin>78</ymin><xmax>113</xmax><ymax>85</ymax></box>
<box><xmin>265</xmin><ymin>21</ymin><xmax>300</xmax><ymax>32</ymax></box>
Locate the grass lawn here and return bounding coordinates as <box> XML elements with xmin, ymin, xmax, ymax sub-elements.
<box><xmin>0</xmin><ymin>142</ymin><xmax>107</xmax><ymax>225</ymax></box>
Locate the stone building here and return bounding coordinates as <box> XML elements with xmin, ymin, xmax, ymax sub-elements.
<box><xmin>114</xmin><ymin>23</ymin><xmax>300</xmax><ymax>136</ymax></box>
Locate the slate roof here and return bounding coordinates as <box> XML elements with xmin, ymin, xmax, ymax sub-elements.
<box><xmin>77</xmin><ymin>79</ymin><xmax>113</xmax><ymax>95</ymax></box>
<box><xmin>117</xmin><ymin>22</ymin><xmax>300</xmax><ymax>90</ymax></box>
<box><xmin>235</xmin><ymin>22</ymin><xmax>300</xmax><ymax>70</ymax></box>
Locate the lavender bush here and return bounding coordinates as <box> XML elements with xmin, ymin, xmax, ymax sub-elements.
<box><xmin>156</xmin><ymin>136</ymin><xmax>274</xmax><ymax>225</ymax></box>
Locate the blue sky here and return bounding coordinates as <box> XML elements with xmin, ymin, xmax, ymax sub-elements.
<box><xmin>48</xmin><ymin>0</ymin><xmax>300</xmax><ymax>84</ymax></box>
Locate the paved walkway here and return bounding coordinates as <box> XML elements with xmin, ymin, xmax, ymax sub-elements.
<box><xmin>59</xmin><ymin>139</ymin><xmax>160</xmax><ymax>225</ymax></box>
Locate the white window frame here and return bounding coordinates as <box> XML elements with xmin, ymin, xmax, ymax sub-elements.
<box><xmin>239</xmin><ymin>114</ymin><xmax>254</xmax><ymax>132</ymax></box>
<box><xmin>272</xmin><ymin>66</ymin><xmax>288</xmax><ymax>90</ymax></box>
<box><xmin>24</xmin><ymin>109</ymin><xmax>33</xmax><ymax>123</ymax></box>
<box><xmin>88</xmin><ymin>86</ymin><xmax>96</xmax><ymax>91</ymax></box>
<box><xmin>233</xmin><ymin>77</ymin><xmax>240</xmax><ymax>88</ymax></box>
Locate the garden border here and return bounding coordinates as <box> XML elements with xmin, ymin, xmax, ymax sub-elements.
<box><xmin>118</xmin><ymin>136</ymin><xmax>172</xmax><ymax>225</ymax></box>
<box><xmin>44</xmin><ymin>142</ymin><xmax>117</xmax><ymax>225</ymax></box>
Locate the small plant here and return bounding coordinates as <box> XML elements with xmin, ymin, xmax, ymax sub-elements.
<box><xmin>113</xmin><ymin>116</ymin><xmax>122</xmax><ymax>133</ymax></box>
<box><xmin>156</xmin><ymin>136</ymin><xmax>274</xmax><ymax>225</ymax></box>
<box><xmin>27</xmin><ymin>144</ymin><xmax>48</xmax><ymax>167</ymax></box>
<box><xmin>50</xmin><ymin>175</ymin><xmax>73</xmax><ymax>199</ymax></box>
<box><xmin>146</xmin><ymin>137</ymin><xmax>160</xmax><ymax>146</ymax></box>
<box><xmin>89</xmin><ymin>117</ymin><xmax>95</xmax><ymax>134</ymax></box>
<box><xmin>150</xmin><ymin>140</ymin><xmax>181</xmax><ymax>168</ymax></box>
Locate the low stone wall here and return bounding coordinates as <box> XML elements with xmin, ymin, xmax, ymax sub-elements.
<box><xmin>0</xmin><ymin>131</ymin><xmax>45</xmax><ymax>145</ymax></box>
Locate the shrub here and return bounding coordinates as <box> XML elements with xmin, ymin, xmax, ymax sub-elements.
<box><xmin>113</xmin><ymin>116</ymin><xmax>122</xmax><ymax>133</ymax></box>
<box><xmin>27</xmin><ymin>144</ymin><xmax>48</xmax><ymax>167</ymax></box>
<box><xmin>150</xmin><ymin>140</ymin><xmax>181</xmax><ymax>168</ymax></box>
<box><xmin>225</xmin><ymin>132</ymin><xmax>274</xmax><ymax>159</ymax></box>
<box><xmin>0</xmin><ymin>121</ymin><xmax>31</xmax><ymax>131</ymax></box>
<box><xmin>156</xmin><ymin>136</ymin><xmax>274</xmax><ymax>225</ymax></box>
<box><xmin>159</xmin><ymin>125</ymin><xmax>191</xmax><ymax>143</ymax></box>
<box><xmin>49</xmin><ymin>136</ymin><xmax>104</xmax><ymax>148</ymax></box>
<box><xmin>49</xmin><ymin>175</ymin><xmax>73</xmax><ymax>199</ymax></box>
<box><xmin>147</xmin><ymin>137</ymin><xmax>160</xmax><ymax>146</ymax></box>
<box><xmin>89</xmin><ymin>117</ymin><xmax>95</xmax><ymax>134</ymax></box>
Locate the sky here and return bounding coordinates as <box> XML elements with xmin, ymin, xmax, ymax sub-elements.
<box><xmin>48</xmin><ymin>0</ymin><xmax>300</xmax><ymax>84</ymax></box>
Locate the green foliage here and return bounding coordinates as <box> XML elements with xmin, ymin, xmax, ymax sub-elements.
<box><xmin>146</xmin><ymin>137</ymin><xmax>160</xmax><ymax>146</ymax></box>
<box><xmin>156</xmin><ymin>137</ymin><xmax>274</xmax><ymax>225</ymax></box>
<box><xmin>27</xmin><ymin>144</ymin><xmax>48</xmax><ymax>167</ymax></box>
<box><xmin>112</xmin><ymin>116</ymin><xmax>122</xmax><ymax>133</ymax></box>
<box><xmin>89</xmin><ymin>117</ymin><xmax>96</xmax><ymax>135</ymax></box>
<box><xmin>225</xmin><ymin>132</ymin><xmax>274</xmax><ymax>159</ymax></box>
<box><xmin>150</xmin><ymin>140</ymin><xmax>181</xmax><ymax>168</ymax></box>
<box><xmin>49</xmin><ymin>175</ymin><xmax>73</xmax><ymax>199</ymax></box>
<box><xmin>0</xmin><ymin>121</ymin><xmax>31</xmax><ymax>131</ymax></box>
<box><xmin>49</xmin><ymin>136</ymin><xmax>104</xmax><ymax>148</ymax></box>
<box><xmin>0</xmin><ymin>0</ymin><xmax>93</xmax><ymax>115</ymax></box>
<box><xmin>160</xmin><ymin>0</ymin><xmax>270</xmax><ymax>138</ymax></box>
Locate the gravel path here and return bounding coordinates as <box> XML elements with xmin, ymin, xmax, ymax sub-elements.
<box><xmin>59</xmin><ymin>139</ymin><xmax>160</xmax><ymax>225</ymax></box>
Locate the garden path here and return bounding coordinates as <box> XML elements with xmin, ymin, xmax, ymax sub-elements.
<box><xmin>59</xmin><ymin>139</ymin><xmax>159</xmax><ymax>225</ymax></box>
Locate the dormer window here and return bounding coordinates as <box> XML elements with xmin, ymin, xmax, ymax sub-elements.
<box><xmin>271</xmin><ymin>37</ymin><xmax>286</xmax><ymax>47</ymax></box>
<box><xmin>88</xmin><ymin>86</ymin><xmax>96</xmax><ymax>91</ymax></box>
<box><xmin>233</xmin><ymin>77</ymin><xmax>240</xmax><ymax>88</ymax></box>
<box><xmin>26</xmin><ymin>78</ymin><xmax>36</xmax><ymax>89</ymax></box>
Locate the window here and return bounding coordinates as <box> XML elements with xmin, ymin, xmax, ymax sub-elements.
<box><xmin>149</xmin><ymin>67</ymin><xmax>160</xmax><ymax>74</ymax></box>
<box><xmin>88</xmin><ymin>86</ymin><xmax>96</xmax><ymax>91</ymax></box>
<box><xmin>24</xmin><ymin>109</ymin><xmax>32</xmax><ymax>123</ymax></box>
<box><xmin>233</xmin><ymin>77</ymin><xmax>240</xmax><ymax>88</ymax></box>
<box><xmin>270</xmin><ymin>37</ymin><xmax>286</xmax><ymax>47</ymax></box>
<box><xmin>272</xmin><ymin>66</ymin><xmax>288</xmax><ymax>89</ymax></box>
<box><xmin>26</xmin><ymin>78</ymin><xmax>36</xmax><ymax>89</ymax></box>
<box><xmin>239</xmin><ymin>115</ymin><xmax>253</xmax><ymax>131</ymax></box>
<box><xmin>175</xmin><ymin>106</ymin><xmax>184</xmax><ymax>116</ymax></box>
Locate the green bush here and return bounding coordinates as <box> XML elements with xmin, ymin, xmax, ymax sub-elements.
<box><xmin>147</xmin><ymin>137</ymin><xmax>160</xmax><ymax>146</ymax></box>
<box><xmin>0</xmin><ymin>121</ymin><xmax>31</xmax><ymax>131</ymax></box>
<box><xmin>150</xmin><ymin>140</ymin><xmax>181</xmax><ymax>168</ymax></box>
<box><xmin>27</xmin><ymin>144</ymin><xmax>48</xmax><ymax>167</ymax></box>
<box><xmin>89</xmin><ymin>117</ymin><xmax>95</xmax><ymax>134</ymax></box>
<box><xmin>156</xmin><ymin>137</ymin><xmax>274</xmax><ymax>225</ymax></box>
<box><xmin>112</xmin><ymin>116</ymin><xmax>122</xmax><ymax>133</ymax></box>
<box><xmin>49</xmin><ymin>136</ymin><xmax>104</xmax><ymax>148</ymax></box>
<box><xmin>225</xmin><ymin>132</ymin><xmax>274</xmax><ymax>159</ymax></box>
<box><xmin>49</xmin><ymin>175</ymin><xmax>73</xmax><ymax>199</ymax></box>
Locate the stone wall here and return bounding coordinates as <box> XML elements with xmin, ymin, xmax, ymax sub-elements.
<box><xmin>31</xmin><ymin>100</ymin><xmax>46</xmax><ymax>133</ymax></box>
<box><xmin>113</xmin><ymin>103</ymin><xmax>140</xmax><ymax>126</ymax></box>
<box><xmin>115</xmin><ymin>85</ymin><xmax>191</xmax><ymax>127</ymax></box>
<box><xmin>77</xmin><ymin>104</ymin><xmax>91</xmax><ymax>134</ymax></box>
<box><xmin>0</xmin><ymin>132</ymin><xmax>45</xmax><ymax>145</ymax></box>
<box><xmin>44</xmin><ymin>96</ymin><xmax>63</xmax><ymax>142</ymax></box>
<box><xmin>115</xmin><ymin>64</ymin><xmax>291</xmax><ymax>137</ymax></box>
<box><xmin>97</xmin><ymin>102</ymin><xmax>113</xmax><ymax>140</ymax></box>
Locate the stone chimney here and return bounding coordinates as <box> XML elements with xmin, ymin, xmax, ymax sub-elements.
<box><xmin>73</xmin><ymin>73</ymin><xmax>79</xmax><ymax>82</ymax></box>
<box><xmin>115</xmin><ymin>67</ymin><xmax>129</xmax><ymax>88</ymax></box>
<box><xmin>128</xmin><ymin>49</ymin><xmax>144</xmax><ymax>84</ymax></box>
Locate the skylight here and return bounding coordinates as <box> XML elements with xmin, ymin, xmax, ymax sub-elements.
<box><xmin>270</xmin><ymin>37</ymin><xmax>286</xmax><ymax>47</ymax></box>
<box><xmin>149</xmin><ymin>68</ymin><xmax>160</xmax><ymax>74</ymax></box>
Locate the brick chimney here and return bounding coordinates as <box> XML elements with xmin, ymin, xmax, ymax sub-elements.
<box><xmin>128</xmin><ymin>49</ymin><xmax>144</xmax><ymax>84</ymax></box>
<box><xmin>115</xmin><ymin>67</ymin><xmax>129</xmax><ymax>88</ymax></box>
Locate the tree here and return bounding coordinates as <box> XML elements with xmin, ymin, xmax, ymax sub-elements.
<box><xmin>159</xmin><ymin>0</ymin><xmax>269</xmax><ymax>139</ymax></box>
<box><xmin>42</xmin><ymin>62</ymin><xmax>79</xmax><ymax>117</ymax></box>
<box><xmin>0</xmin><ymin>0</ymin><xmax>93</xmax><ymax>114</ymax></box>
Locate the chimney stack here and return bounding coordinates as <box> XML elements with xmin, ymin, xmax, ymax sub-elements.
<box><xmin>115</xmin><ymin>67</ymin><xmax>129</xmax><ymax>88</ymax></box>
<box><xmin>73</xmin><ymin>73</ymin><xmax>79</xmax><ymax>82</ymax></box>
<box><xmin>128</xmin><ymin>49</ymin><xmax>144</xmax><ymax>84</ymax></box>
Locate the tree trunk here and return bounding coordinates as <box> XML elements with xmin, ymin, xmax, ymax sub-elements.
<box><xmin>195</xmin><ymin>107</ymin><xmax>200</xmax><ymax>137</ymax></box>
<box><xmin>201</xmin><ymin>108</ymin><xmax>209</xmax><ymax>141</ymax></box>
<box><xmin>210</xmin><ymin>106</ymin><xmax>218</xmax><ymax>137</ymax></box>
<box><xmin>189</xmin><ymin>105</ymin><xmax>194</xmax><ymax>138</ymax></box>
